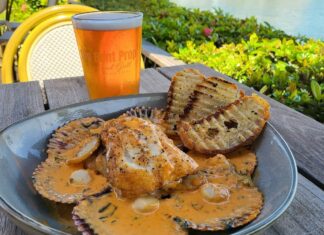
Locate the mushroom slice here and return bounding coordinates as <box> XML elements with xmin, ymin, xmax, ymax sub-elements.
<box><xmin>164</xmin><ymin>155</ymin><xmax>263</xmax><ymax>231</ymax></box>
<box><xmin>47</xmin><ymin>117</ymin><xmax>104</xmax><ymax>162</ymax></box>
<box><xmin>32</xmin><ymin>160</ymin><xmax>109</xmax><ymax>203</ymax></box>
<box><xmin>72</xmin><ymin>193</ymin><xmax>187</xmax><ymax>235</ymax></box>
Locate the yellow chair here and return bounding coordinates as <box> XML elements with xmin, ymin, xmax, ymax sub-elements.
<box><xmin>2</xmin><ymin>4</ymin><xmax>145</xmax><ymax>84</ymax></box>
<box><xmin>2</xmin><ymin>5</ymin><xmax>97</xmax><ymax>84</ymax></box>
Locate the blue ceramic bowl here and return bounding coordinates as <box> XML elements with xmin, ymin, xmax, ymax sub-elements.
<box><xmin>0</xmin><ymin>93</ymin><xmax>298</xmax><ymax>235</ymax></box>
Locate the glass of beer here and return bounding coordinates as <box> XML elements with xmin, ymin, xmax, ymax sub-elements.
<box><xmin>72</xmin><ymin>11</ymin><xmax>143</xmax><ymax>99</ymax></box>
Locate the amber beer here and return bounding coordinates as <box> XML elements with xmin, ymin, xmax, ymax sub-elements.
<box><xmin>72</xmin><ymin>12</ymin><xmax>143</xmax><ymax>99</ymax></box>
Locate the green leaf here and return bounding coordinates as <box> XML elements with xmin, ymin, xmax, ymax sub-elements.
<box><xmin>311</xmin><ymin>80</ymin><xmax>322</xmax><ymax>101</ymax></box>
<box><xmin>259</xmin><ymin>85</ymin><xmax>268</xmax><ymax>94</ymax></box>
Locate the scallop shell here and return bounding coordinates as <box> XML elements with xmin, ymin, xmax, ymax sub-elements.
<box><xmin>47</xmin><ymin>117</ymin><xmax>104</xmax><ymax>162</ymax></box>
<box><xmin>124</xmin><ymin>106</ymin><xmax>165</xmax><ymax>127</ymax></box>
<box><xmin>32</xmin><ymin>159</ymin><xmax>109</xmax><ymax>203</ymax></box>
<box><xmin>72</xmin><ymin>193</ymin><xmax>187</xmax><ymax>235</ymax></box>
<box><xmin>72</xmin><ymin>214</ymin><xmax>94</xmax><ymax>235</ymax></box>
<box><xmin>164</xmin><ymin>154</ymin><xmax>263</xmax><ymax>231</ymax></box>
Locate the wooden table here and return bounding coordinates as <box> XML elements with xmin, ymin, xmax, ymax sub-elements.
<box><xmin>0</xmin><ymin>64</ymin><xmax>323</xmax><ymax>235</ymax></box>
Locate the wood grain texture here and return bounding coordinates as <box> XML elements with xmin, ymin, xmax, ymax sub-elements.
<box><xmin>0</xmin><ymin>212</ymin><xmax>26</xmax><ymax>235</ymax></box>
<box><xmin>142</xmin><ymin>40</ymin><xmax>186</xmax><ymax>67</ymax></box>
<box><xmin>265</xmin><ymin>175</ymin><xmax>324</xmax><ymax>235</ymax></box>
<box><xmin>159</xmin><ymin>63</ymin><xmax>324</xmax><ymax>188</ymax></box>
<box><xmin>43</xmin><ymin>69</ymin><xmax>171</xmax><ymax>109</ymax></box>
<box><xmin>44</xmin><ymin>77</ymin><xmax>89</xmax><ymax>109</ymax></box>
<box><xmin>0</xmin><ymin>81</ymin><xmax>44</xmax><ymax>130</ymax></box>
<box><xmin>0</xmin><ymin>81</ymin><xmax>44</xmax><ymax>235</ymax></box>
<box><xmin>140</xmin><ymin>68</ymin><xmax>170</xmax><ymax>93</ymax></box>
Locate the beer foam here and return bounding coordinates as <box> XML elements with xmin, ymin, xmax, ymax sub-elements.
<box><xmin>72</xmin><ymin>12</ymin><xmax>143</xmax><ymax>30</ymax></box>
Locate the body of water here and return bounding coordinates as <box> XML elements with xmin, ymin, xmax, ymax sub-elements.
<box><xmin>171</xmin><ymin>0</ymin><xmax>324</xmax><ymax>40</ymax></box>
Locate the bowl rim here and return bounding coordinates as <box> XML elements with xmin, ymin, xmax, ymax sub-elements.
<box><xmin>0</xmin><ymin>93</ymin><xmax>298</xmax><ymax>235</ymax></box>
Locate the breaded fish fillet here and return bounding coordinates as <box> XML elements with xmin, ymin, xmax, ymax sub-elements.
<box><xmin>101</xmin><ymin>116</ymin><xmax>198</xmax><ymax>198</ymax></box>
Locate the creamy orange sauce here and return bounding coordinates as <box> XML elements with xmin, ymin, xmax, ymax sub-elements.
<box><xmin>163</xmin><ymin>185</ymin><xmax>262</xmax><ymax>230</ymax></box>
<box><xmin>34</xmin><ymin>161</ymin><xmax>109</xmax><ymax>202</ymax></box>
<box><xmin>48</xmin><ymin>164</ymin><xmax>108</xmax><ymax>195</ymax></box>
<box><xmin>226</xmin><ymin>148</ymin><xmax>257</xmax><ymax>175</ymax></box>
<box><xmin>74</xmin><ymin>155</ymin><xmax>263</xmax><ymax>233</ymax></box>
<box><xmin>187</xmin><ymin>147</ymin><xmax>257</xmax><ymax>175</ymax></box>
<box><xmin>74</xmin><ymin>193</ymin><xmax>186</xmax><ymax>235</ymax></box>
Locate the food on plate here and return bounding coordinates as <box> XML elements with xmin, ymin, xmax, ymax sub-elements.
<box><xmin>32</xmin><ymin>159</ymin><xmax>109</xmax><ymax>203</ymax></box>
<box><xmin>47</xmin><ymin>117</ymin><xmax>104</xmax><ymax>162</ymax></box>
<box><xmin>84</xmin><ymin>149</ymin><xmax>109</xmax><ymax>177</ymax></box>
<box><xmin>226</xmin><ymin>147</ymin><xmax>258</xmax><ymax>175</ymax></box>
<box><xmin>33</xmin><ymin>117</ymin><xmax>109</xmax><ymax>203</ymax></box>
<box><xmin>72</xmin><ymin>193</ymin><xmax>187</xmax><ymax>235</ymax></box>
<box><xmin>188</xmin><ymin>147</ymin><xmax>257</xmax><ymax>176</ymax></box>
<box><xmin>164</xmin><ymin>155</ymin><xmax>263</xmax><ymax>231</ymax></box>
<box><xmin>124</xmin><ymin>106</ymin><xmax>165</xmax><ymax>126</ymax></box>
<box><xmin>31</xmin><ymin>68</ymin><xmax>270</xmax><ymax>234</ymax></box>
<box><xmin>164</xmin><ymin>68</ymin><xmax>205</xmax><ymax>135</ymax></box>
<box><xmin>66</xmin><ymin>136</ymin><xmax>100</xmax><ymax>165</ymax></box>
<box><xmin>182</xmin><ymin>76</ymin><xmax>244</xmax><ymax>121</ymax></box>
<box><xmin>72</xmin><ymin>155</ymin><xmax>262</xmax><ymax>234</ymax></box>
<box><xmin>124</xmin><ymin>106</ymin><xmax>166</xmax><ymax>133</ymax></box>
<box><xmin>178</xmin><ymin>95</ymin><xmax>270</xmax><ymax>154</ymax></box>
<box><xmin>100</xmin><ymin>116</ymin><xmax>198</xmax><ymax>198</ymax></box>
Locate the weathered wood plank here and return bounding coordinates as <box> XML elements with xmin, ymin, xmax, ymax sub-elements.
<box><xmin>158</xmin><ymin>63</ymin><xmax>324</xmax><ymax>188</ymax></box>
<box><xmin>265</xmin><ymin>175</ymin><xmax>324</xmax><ymax>235</ymax></box>
<box><xmin>142</xmin><ymin>40</ymin><xmax>186</xmax><ymax>67</ymax></box>
<box><xmin>0</xmin><ymin>81</ymin><xmax>44</xmax><ymax>235</ymax></box>
<box><xmin>0</xmin><ymin>213</ymin><xmax>26</xmax><ymax>235</ymax></box>
<box><xmin>43</xmin><ymin>69</ymin><xmax>171</xmax><ymax>109</ymax></box>
<box><xmin>0</xmin><ymin>81</ymin><xmax>44</xmax><ymax>130</ymax></box>
<box><xmin>44</xmin><ymin>77</ymin><xmax>89</xmax><ymax>109</ymax></box>
<box><xmin>140</xmin><ymin>68</ymin><xmax>170</xmax><ymax>93</ymax></box>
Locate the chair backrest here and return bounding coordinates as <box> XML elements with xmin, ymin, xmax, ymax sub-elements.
<box><xmin>1</xmin><ymin>5</ymin><xmax>97</xmax><ymax>84</ymax></box>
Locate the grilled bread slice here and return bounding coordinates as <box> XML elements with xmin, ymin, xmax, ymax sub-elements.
<box><xmin>164</xmin><ymin>68</ymin><xmax>206</xmax><ymax>135</ymax></box>
<box><xmin>182</xmin><ymin>76</ymin><xmax>244</xmax><ymax>121</ymax></box>
<box><xmin>178</xmin><ymin>95</ymin><xmax>270</xmax><ymax>154</ymax></box>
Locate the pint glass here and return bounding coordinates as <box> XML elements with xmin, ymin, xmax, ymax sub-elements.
<box><xmin>72</xmin><ymin>12</ymin><xmax>143</xmax><ymax>99</ymax></box>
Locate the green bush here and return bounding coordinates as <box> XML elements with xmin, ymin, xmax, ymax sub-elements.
<box><xmin>174</xmin><ymin>34</ymin><xmax>324</xmax><ymax>122</ymax></box>
<box><xmin>0</xmin><ymin>0</ymin><xmax>69</xmax><ymax>22</ymax></box>
<box><xmin>81</xmin><ymin>0</ymin><xmax>301</xmax><ymax>52</ymax></box>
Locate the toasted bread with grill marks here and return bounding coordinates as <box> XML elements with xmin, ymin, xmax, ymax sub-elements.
<box><xmin>178</xmin><ymin>95</ymin><xmax>270</xmax><ymax>154</ymax></box>
<box><xmin>164</xmin><ymin>68</ymin><xmax>206</xmax><ymax>135</ymax></box>
<box><xmin>182</xmin><ymin>76</ymin><xmax>244</xmax><ymax>121</ymax></box>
